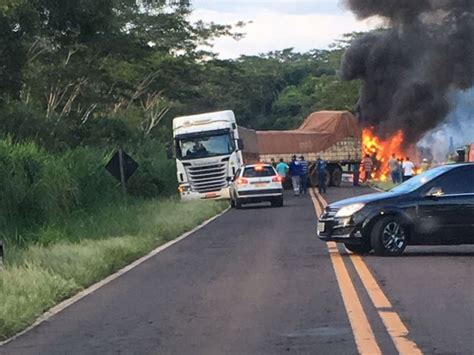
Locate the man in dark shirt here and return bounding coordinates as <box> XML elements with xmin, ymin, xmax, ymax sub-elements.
<box><xmin>316</xmin><ymin>157</ymin><xmax>327</xmax><ymax>193</ymax></box>
<box><xmin>299</xmin><ymin>156</ymin><xmax>309</xmax><ymax>194</ymax></box>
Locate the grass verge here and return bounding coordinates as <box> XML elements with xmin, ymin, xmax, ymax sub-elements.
<box><xmin>0</xmin><ymin>198</ymin><xmax>227</xmax><ymax>340</ymax></box>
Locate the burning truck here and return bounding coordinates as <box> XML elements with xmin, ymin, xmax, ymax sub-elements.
<box><xmin>255</xmin><ymin>111</ymin><xmax>362</xmax><ymax>187</ymax></box>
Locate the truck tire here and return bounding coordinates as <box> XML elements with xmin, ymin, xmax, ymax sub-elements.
<box><xmin>331</xmin><ymin>166</ymin><xmax>343</xmax><ymax>187</ymax></box>
<box><xmin>325</xmin><ymin>170</ymin><xmax>331</xmax><ymax>187</ymax></box>
<box><xmin>310</xmin><ymin>169</ymin><xmax>330</xmax><ymax>187</ymax></box>
<box><xmin>310</xmin><ymin>169</ymin><xmax>318</xmax><ymax>187</ymax></box>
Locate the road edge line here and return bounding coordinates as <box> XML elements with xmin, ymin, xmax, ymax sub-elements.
<box><xmin>310</xmin><ymin>189</ymin><xmax>381</xmax><ymax>355</ymax></box>
<box><xmin>0</xmin><ymin>207</ymin><xmax>231</xmax><ymax>347</ymax></box>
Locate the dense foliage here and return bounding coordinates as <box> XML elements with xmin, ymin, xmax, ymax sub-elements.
<box><xmin>0</xmin><ymin>1</ymin><xmax>360</xmax><ymax>145</ymax></box>
<box><xmin>0</xmin><ymin>1</ymin><xmax>360</xmax><ymax>245</ymax></box>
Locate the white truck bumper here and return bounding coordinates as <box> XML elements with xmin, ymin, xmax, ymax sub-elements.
<box><xmin>180</xmin><ymin>187</ymin><xmax>230</xmax><ymax>201</ymax></box>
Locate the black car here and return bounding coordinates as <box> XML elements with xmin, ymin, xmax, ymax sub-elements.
<box><xmin>317</xmin><ymin>163</ymin><xmax>474</xmax><ymax>256</ymax></box>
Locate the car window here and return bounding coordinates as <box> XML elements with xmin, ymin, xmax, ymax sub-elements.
<box><xmin>390</xmin><ymin>165</ymin><xmax>452</xmax><ymax>194</ymax></box>
<box><xmin>243</xmin><ymin>166</ymin><xmax>276</xmax><ymax>178</ymax></box>
<box><xmin>425</xmin><ymin>166</ymin><xmax>474</xmax><ymax>195</ymax></box>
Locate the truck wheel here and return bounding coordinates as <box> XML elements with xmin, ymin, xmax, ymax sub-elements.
<box><xmin>310</xmin><ymin>169</ymin><xmax>319</xmax><ymax>187</ymax></box>
<box><xmin>331</xmin><ymin>166</ymin><xmax>343</xmax><ymax>187</ymax></box>
<box><xmin>325</xmin><ymin>171</ymin><xmax>331</xmax><ymax>187</ymax></box>
<box><xmin>370</xmin><ymin>217</ymin><xmax>408</xmax><ymax>256</ymax></box>
<box><xmin>230</xmin><ymin>197</ymin><xmax>235</xmax><ymax>208</ymax></box>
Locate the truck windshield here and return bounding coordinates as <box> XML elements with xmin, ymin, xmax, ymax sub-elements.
<box><xmin>176</xmin><ymin>132</ymin><xmax>234</xmax><ymax>160</ymax></box>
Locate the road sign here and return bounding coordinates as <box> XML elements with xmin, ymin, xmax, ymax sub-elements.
<box><xmin>105</xmin><ymin>150</ymin><xmax>139</xmax><ymax>194</ymax></box>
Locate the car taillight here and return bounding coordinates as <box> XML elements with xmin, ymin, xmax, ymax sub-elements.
<box><xmin>237</xmin><ymin>178</ymin><xmax>249</xmax><ymax>185</ymax></box>
<box><xmin>272</xmin><ymin>176</ymin><xmax>283</xmax><ymax>183</ymax></box>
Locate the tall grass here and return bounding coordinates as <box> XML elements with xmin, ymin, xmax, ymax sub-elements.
<box><xmin>0</xmin><ymin>198</ymin><xmax>228</xmax><ymax>340</ymax></box>
<box><xmin>0</xmin><ymin>138</ymin><xmax>176</xmax><ymax>246</ymax></box>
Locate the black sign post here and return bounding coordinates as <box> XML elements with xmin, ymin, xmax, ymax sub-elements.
<box><xmin>0</xmin><ymin>240</ymin><xmax>4</xmax><ymax>269</ymax></box>
<box><xmin>105</xmin><ymin>149</ymin><xmax>139</xmax><ymax>195</ymax></box>
<box><xmin>118</xmin><ymin>149</ymin><xmax>127</xmax><ymax>195</ymax></box>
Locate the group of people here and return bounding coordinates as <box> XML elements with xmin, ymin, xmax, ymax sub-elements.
<box><xmin>274</xmin><ymin>155</ymin><xmax>328</xmax><ymax>196</ymax></box>
<box><xmin>361</xmin><ymin>153</ymin><xmax>422</xmax><ymax>184</ymax></box>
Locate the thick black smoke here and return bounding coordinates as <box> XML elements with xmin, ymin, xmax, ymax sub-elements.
<box><xmin>340</xmin><ymin>0</ymin><xmax>474</xmax><ymax>143</ymax></box>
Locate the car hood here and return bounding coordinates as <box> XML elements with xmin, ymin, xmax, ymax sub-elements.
<box><xmin>329</xmin><ymin>191</ymin><xmax>404</xmax><ymax>209</ymax></box>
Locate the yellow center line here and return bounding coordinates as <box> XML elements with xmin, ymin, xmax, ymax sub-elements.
<box><xmin>310</xmin><ymin>189</ymin><xmax>381</xmax><ymax>355</ymax></box>
<box><xmin>313</xmin><ymin>189</ymin><xmax>423</xmax><ymax>355</ymax></box>
<box><xmin>349</xmin><ymin>255</ymin><xmax>422</xmax><ymax>354</ymax></box>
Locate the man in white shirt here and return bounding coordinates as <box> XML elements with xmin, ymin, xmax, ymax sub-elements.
<box><xmin>402</xmin><ymin>157</ymin><xmax>415</xmax><ymax>181</ymax></box>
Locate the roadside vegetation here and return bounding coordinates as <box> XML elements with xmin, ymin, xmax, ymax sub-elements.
<box><xmin>0</xmin><ymin>198</ymin><xmax>227</xmax><ymax>340</ymax></box>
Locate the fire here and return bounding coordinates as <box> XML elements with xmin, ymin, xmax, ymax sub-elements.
<box><xmin>361</xmin><ymin>127</ymin><xmax>406</xmax><ymax>181</ymax></box>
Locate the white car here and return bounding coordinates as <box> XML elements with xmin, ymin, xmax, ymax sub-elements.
<box><xmin>229</xmin><ymin>164</ymin><xmax>284</xmax><ymax>208</ymax></box>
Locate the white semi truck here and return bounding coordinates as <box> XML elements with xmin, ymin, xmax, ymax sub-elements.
<box><xmin>173</xmin><ymin>110</ymin><xmax>258</xmax><ymax>201</ymax></box>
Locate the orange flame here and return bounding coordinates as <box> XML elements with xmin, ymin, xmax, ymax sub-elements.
<box><xmin>361</xmin><ymin>128</ymin><xmax>406</xmax><ymax>181</ymax></box>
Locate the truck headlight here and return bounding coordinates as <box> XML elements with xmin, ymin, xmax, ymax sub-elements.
<box><xmin>178</xmin><ymin>185</ymin><xmax>191</xmax><ymax>193</ymax></box>
<box><xmin>335</xmin><ymin>203</ymin><xmax>365</xmax><ymax>218</ymax></box>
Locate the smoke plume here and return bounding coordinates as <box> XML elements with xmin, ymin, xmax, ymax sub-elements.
<box><xmin>340</xmin><ymin>0</ymin><xmax>474</xmax><ymax>143</ymax></box>
<box><xmin>418</xmin><ymin>87</ymin><xmax>474</xmax><ymax>162</ymax></box>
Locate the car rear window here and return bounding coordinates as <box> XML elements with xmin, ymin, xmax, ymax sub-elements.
<box><xmin>243</xmin><ymin>166</ymin><xmax>276</xmax><ymax>177</ymax></box>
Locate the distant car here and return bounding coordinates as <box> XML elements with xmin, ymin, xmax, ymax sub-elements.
<box><xmin>317</xmin><ymin>163</ymin><xmax>474</xmax><ymax>256</ymax></box>
<box><xmin>229</xmin><ymin>164</ymin><xmax>283</xmax><ymax>208</ymax></box>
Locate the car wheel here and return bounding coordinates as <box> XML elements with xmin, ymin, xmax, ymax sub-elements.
<box><xmin>235</xmin><ymin>198</ymin><xmax>242</xmax><ymax>209</ymax></box>
<box><xmin>344</xmin><ymin>242</ymin><xmax>372</xmax><ymax>255</ymax></box>
<box><xmin>370</xmin><ymin>217</ymin><xmax>408</xmax><ymax>256</ymax></box>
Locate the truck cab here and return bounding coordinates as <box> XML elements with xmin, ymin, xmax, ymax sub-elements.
<box><xmin>173</xmin><ymin>111</ymin><xmax>244</xmax><ymax>201</ymax></box>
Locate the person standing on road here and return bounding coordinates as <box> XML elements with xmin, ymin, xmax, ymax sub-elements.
<box><xmin>388</xmin><ymin>154</ymin><xmax>399</xmax><ymax>184</ymax></box>
<box><xmin>276</xmin><ymin>158</ymin><xmax>289</xmax><ymax>180</ymax></box>
<box><xmin>316</xmin><ymin>156</ymin><xmax>327</xmax><ymax>193</ymax></box>
<box><xmin>362</xmin><ymin>154</ymin><xmax>373</xmax><ymax>183</ymax></box>
<box><xmin>288</xmin><ymin>155</ymin><xmax>302</xmax><ymax>196</ymax></box>
<box><xmin>397</xmin><ymin>158</ymin><xmax>404</xmax><ymax>183</ymax></box>
<box><xmin>299</xmin><ymin>156</ymin><xmax>309</xmax><ymax>194</ymax></box>
<box><xmin>402</xmin><ymin>157</ymin><xmax>415</xmax><ymax>181</ymax></box>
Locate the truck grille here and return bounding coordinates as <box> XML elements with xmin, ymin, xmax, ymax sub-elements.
<box><xmin>186</xmin><ymin>163</ymin><xmax>228</xmax><ymax>193</ymax></box>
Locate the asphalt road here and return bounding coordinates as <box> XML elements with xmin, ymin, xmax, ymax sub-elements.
<box><xmin>2</xmin><ymin>185</ymin><xmax>473</xmax><ymax>354</ymax></box>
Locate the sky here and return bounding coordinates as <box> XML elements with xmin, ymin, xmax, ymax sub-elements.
<box><xmin>189</xmin><ymin>0</ymin><xmax>382</xmax><ymax>58</ymax></box>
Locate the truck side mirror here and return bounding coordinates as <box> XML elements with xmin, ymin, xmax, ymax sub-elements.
<box><xmin>166</xmin><ymin>144</ymin><xmax>174</xmax><ymax>160</ymax></box>
<box><xmin>237</xmin><ymin>139</ymin><xmax>244</xmax><ymax>151</ymax></box>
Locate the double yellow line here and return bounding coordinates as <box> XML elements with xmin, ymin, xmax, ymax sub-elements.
<box><xmin>310</xmin><ymin>189</ymin><xmax>422</xmax><ymax>355</ymax></box>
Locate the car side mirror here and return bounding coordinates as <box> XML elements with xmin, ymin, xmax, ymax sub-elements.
<box><xmin>237</xmin><ymin>139</ymin><xmax>244</xmax><ymax>151</ymax></box>
<box><xmin>425</xmin><ymin>187</ymin><xmax>444</xmax><ymax>199</ymax></box>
